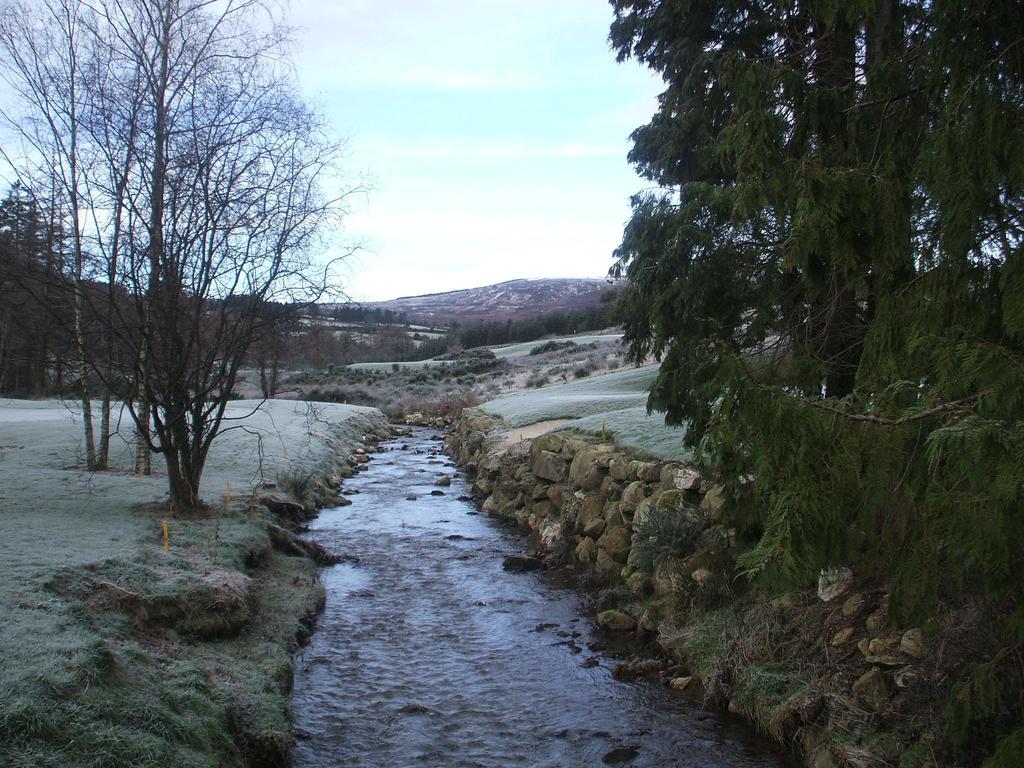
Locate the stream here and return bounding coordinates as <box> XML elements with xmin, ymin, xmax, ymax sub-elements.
<box><xmin>290</xmin><ymin>428</ymin><xmax>793</xmax><ymax>768</ymax></box>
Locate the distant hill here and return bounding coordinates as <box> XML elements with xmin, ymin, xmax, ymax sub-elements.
<box><xmin>364</xmin><ymin>278</ymin><xmax>616</xmax><ymax>322</ymax></box>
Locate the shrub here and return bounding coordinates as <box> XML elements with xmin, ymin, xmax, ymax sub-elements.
<box><xmin>529</xmin><ymin>340</ymin><xmax>578</xmax><ymax>356</ymax></box>
<box><xmin>573</xmin><ymin>364</ymin><xmax>594</xmax><ymax>379</ymax></box>
<box><xmin>630</xmin><ymin>502</ymin><xmax>703</xmax><ymax>572</ymax></box>
<box><xmin>277</xmin><ymin>468</ymin><xmax>318</xmax><ymax>509</ymax></box>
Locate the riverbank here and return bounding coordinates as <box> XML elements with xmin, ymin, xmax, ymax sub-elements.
<box><xmin>446</xmin><ymin>409</ymin><xmax>994</xmax><ymax>768</ymax></box>
<box><xmin>0</xmin><ymin>399</ymin><xmax>391</xmax><ymax>767</ymax></box>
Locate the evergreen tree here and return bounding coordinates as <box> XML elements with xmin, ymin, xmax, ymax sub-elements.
<box><xmin>610</xmin><ymin>2</ymin><xmax>1023</xmax><ymax>753</ymax></box>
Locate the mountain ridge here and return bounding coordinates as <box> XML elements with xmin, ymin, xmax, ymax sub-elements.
<box><xmin>361</xmin><ymin>277</ymin><xmax>616</xmax><ymax>322</ymax></box>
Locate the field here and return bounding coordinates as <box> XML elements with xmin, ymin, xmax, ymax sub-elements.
<box><xmin>346</xmin><ymin>332</ymin><xmax>623</xmax><ymax>370</ymax></box>
<box><xmin>479</xmin><ymin>365</ymin><xmax>690</xmax><ymax>460</ymax></box>
<box><xmin>487</xmin><ymin>333</ymin><xmax>623</xmax><ymax>359</ymax></box>
<box><xmin>0</xmin><ymin>398</ymin><xmax>377</xmax><ymax>582</ymax></box>
<box><xmin>0</xmin><ymin>398</ymin><xmax>385</xmax><ymax>767</ymax></box>
<box><xmin>289</xmin><ymin>332</ymin><xmax>629</xmax><ymax>422</ymax></box>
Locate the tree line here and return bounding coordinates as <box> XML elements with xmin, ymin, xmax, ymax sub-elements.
<box><xmin>447</xmin><ymin>299</ymin><xmax>617</xmax><ymax>350</ymax></box>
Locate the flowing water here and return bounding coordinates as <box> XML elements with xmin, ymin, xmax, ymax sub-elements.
<box><xmin>291</xmin><ymin>429</ymin><xmax>793</xmax><ymax>768</ymax></box>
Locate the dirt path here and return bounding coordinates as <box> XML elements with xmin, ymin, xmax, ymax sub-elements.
<box><xmin>500</xmin><ymin>419</ymin><xmax>575</xmax><ymax>445</ymax></box>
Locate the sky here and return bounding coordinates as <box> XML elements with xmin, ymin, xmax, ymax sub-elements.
<box><xmin>282</xmin><ymin>0</ymin><xmax>663</xmax><ymax>301</ymax></box>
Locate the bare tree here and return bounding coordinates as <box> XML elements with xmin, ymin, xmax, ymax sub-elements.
<box><xmin>0</xmin><ymin>0</ymin><xmax>103</xmax><ymax>468</ymax></box>
<box><xmin>1</xmin><ymin>0</ymin><xmax>356</xmax><ymax>510</ymax></box>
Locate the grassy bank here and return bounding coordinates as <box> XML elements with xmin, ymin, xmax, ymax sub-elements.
<box><xmin>0</xmin><ymin>399</ymin><xmax>388</xmax><ymax>767</ymax></box>
<box><xmin>479</xmin><ymin>365</ymin><xmax>689</xmax><ymax>460</ymax></box>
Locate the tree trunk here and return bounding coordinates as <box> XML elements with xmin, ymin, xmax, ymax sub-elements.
<box><xmin>97</xmin><ymin>392</ymin><xmax>111</xmax><ymax>470</ymax></box>
<box><xmin>164</xmin><ymin>448</ymin><xmax>201</xmax><ymax>512</ymax></box>
<box><xmin>73</xmin><ymin>291</ymin><xmax>97</xmax><ymax>469</ymax></box>
<box><xmin>135</xmin><ymin>397</ymin><xmax>152</xmax><ymax>475</ymax></box>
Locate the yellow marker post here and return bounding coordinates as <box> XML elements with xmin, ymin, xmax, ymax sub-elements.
<box><xmin>225</xmin><ymin>481</ymin><xmax>232</xmax><ymax>503</ymax></box>
<box><xmin>162</xmin><ymin>519</ymin><xmax>170</xmax><ymax>552</ymax></box>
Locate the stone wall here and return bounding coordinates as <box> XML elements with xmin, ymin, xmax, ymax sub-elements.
<box><xmin>446</xmin><ymin>410</ymin><xmax>729</xmax><ymax>602</ymax></box>
<box><xmin>446</xmin><ymin>409</ymin><xmax>953</xmax><ymax>768</ymax></box>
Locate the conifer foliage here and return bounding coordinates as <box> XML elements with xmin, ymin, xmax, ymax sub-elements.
<box><xmin>610</xmin><ymin>0</ymin><xmax>1022</xmax><ymax>756</ymax></box>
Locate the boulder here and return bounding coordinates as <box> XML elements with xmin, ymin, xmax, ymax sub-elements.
<box><xmin>608</xmin><ymin>457</ymin><xmax>632</xmax><ymax>481</ymax></box>
<box><xmin>660</xmin><ymin>463</ymin><xmax>701</xmax><ymax>492</ymax></box>
<box><xmin>817</xmin><ymin>566</ymin><xmax>853</xmax><ymax>602</ymax></box>
<box><xmin>574</xmin><ymin>494</ymin><xmax>606</xmax><ymax>532</ymax></box>
<box><xmin>435</xmin><ymin>476</ymin><xmax>451</xmax><ymax>487</ymax></box>
<box><xmin>569</xmin><ymin>445</ymin><xmax>612</xmax><ymax>491</ymax></box>
<box><xmin>900</xmin><ymin>628</ymin><xmax>926</xmax><ymax>659</ymax></box>
<box><xmin>482</xmin><ymin>494</ymin><xmax>503</xmax><ymax>515</ymax></box>
<box><xmin>631</xmin><ymin>461</ymin><xmax>660</xmax><ymax>482</ymax></box>
<box><xmin>842</xmin><ymin>592</ymin><xmax>865</xmax><ymax>616</ymax></box>
<box><xmin>619</xmin><ymin>481</ymin><xmax>647</xmax><ymax>514</ymax></box>
<box><xmin>546</xmin><ymin>484</ymin><xmax>566</xmax><ymax>508</ymax></box>
<box><xmin>631</xmin><ymin>495</ymin><xmax>657</xmax><ymax>530</ymax></box>
<box><xmin>858</xmin><ymin>638</ymin><xmax>903</xmax><ymax>667</ymax></box>
<box><xmin>538</xmin><ymin>517</ymin><xmax>564</xmax><ymax>553</ymax></box>
<box><xmin>597</xmin><ymin>526</ymin><xmax>632</xmax><ymax>563</ymax></box>
<box><xmin>625</xmin><ymin>571</ymin><xmax>652</xmax><ymax>597</ymax></box>
<box><xmin>866</xmin><ymin>608</ymin><xmax>888</xmax><ymax>634</ymax></box>
<box><xmin>852</xmin><ymin>667</ymin><xmax>891</xmax><ymax>711</ymax></box>
<box><xmin>575</xmin><ymin>537</ymin><xmax>598</xmax><ymax>564</ymax></box>
<box><xmin>603</xmin><ymin>502</ymin><xmax>622</xmax><ymax>525</ymax></box>
<box><xmin>583</xmin><ymin>517</ymin><xmax>606</xmax><ymax>540</ymax></box>
<box><xmin>599</xmin><ymin>476</ymin><xmax>623</xmax><ymax>498</ymax></box>
<box><xmin>597</xmin><ymin>610</ymin><xmax>636</xmax><ymax>632</ymax></box>
<box><xmin>831</xmin><ymin>627</ymin><xmax>855</xmax><ymax>646</ymax></box>
<box><xmin>533</xmin><ymin>450</ymin><xmax>568</xmax><ymax>483</ymax></box>
<box><xmin>595</xmin><ymin>548</ymin><xmax>620</xmax><ymax>575</ymax></box>
<box><xmin>868</xmin><ymin>636</ymin><xmax>901</xmax><ymax>655</ymax></box>
<box><xmin>532</xmin><ymin>432</ymin><xmax>587</xmax><ymax>460</ymax></box>
<box><xmin>322</xmin><ymin>495</ymin><xmax>353</xmax><ymax>508</ymax></box>
<box><xmin>531</xmin><ymin>500</ymin><xmax>556</xmax><ymax>519</ymax></box>
<box><xmin>699</xmin><ymin>484</ymin><xmax>727</xmax><ymax>517</ymax></box>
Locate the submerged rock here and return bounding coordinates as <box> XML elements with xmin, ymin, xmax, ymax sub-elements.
<box><xmin>602</xmin><ymin>746</ymin><xmax>639</xmax><ymax>764</ymax></box>
<box><xmin>502</xmin><ymin>555</ymin><xmax>542</xmax><ymax>572</ymax></box>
